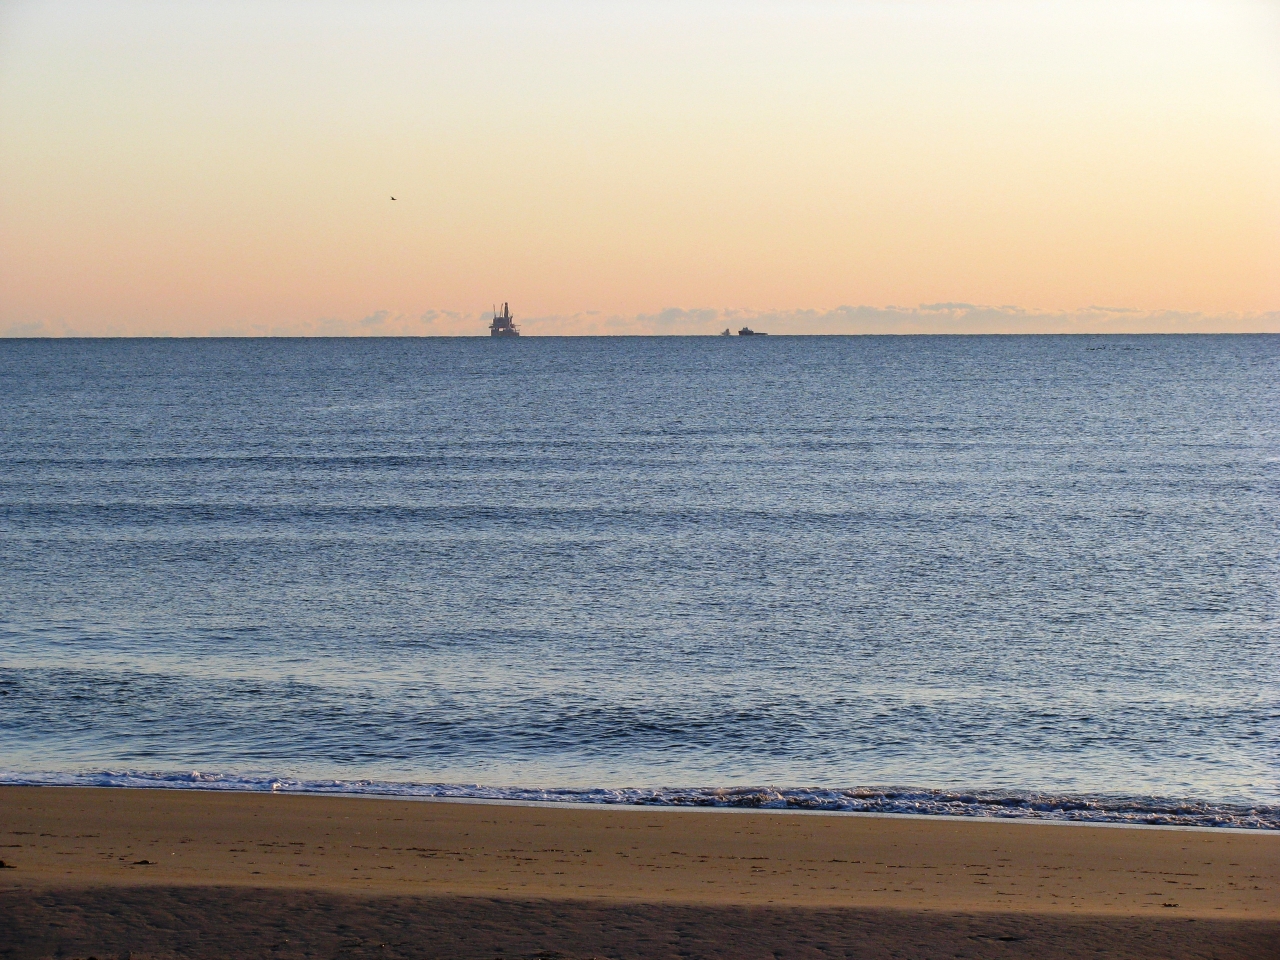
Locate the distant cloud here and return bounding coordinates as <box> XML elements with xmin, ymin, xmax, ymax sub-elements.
<box><xmin>518</xmin><ymin>305</ymin><xmax>1280</xmax><ymax>336</ymax></box>
<box><xmin>3</xmin><ymin>305</ymin><xmax>1278</xmax><ymax>338</ymax></box>
<box><xmin>130</xmin><ymin>310</ymin><xmax>472</xmax><ymax>338</ymax></box>
<box><xmin>1</xmin><ymin>318</ymin><xmax>84</xmax><ymax>337</ymax></box>
<box><xmin>2</xmin><ymin>320</ymin><xmax>49</xmax><ymax>337</ymax></box>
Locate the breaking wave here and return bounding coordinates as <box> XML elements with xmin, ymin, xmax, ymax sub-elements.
<box><xmin>2</xmin><ymin>770</ymin><xmax>1275</xmax><ymax>830</ymax></box>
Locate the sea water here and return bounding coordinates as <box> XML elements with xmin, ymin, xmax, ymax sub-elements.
<box><xmin>1</xmin><ymin>335</ymin><xmax>1277</xmax><ymax>827</ymax></box>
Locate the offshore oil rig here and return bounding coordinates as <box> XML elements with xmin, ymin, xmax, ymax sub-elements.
<box><xmin>489</xmin><ymin>303</ymin><xmax>519</xmax><ymax>337</ymax></box>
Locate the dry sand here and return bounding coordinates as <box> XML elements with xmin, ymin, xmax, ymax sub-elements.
<box><xmin>1</xmin><ymin>786</ymin><xmax>1276</xmax><ymax>959</ymax></box>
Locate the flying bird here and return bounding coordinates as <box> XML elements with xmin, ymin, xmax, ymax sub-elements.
<box><xmin>391</xmin><ymin>196</ymin><xmax>396</xmax><ymax>200</ymax></box>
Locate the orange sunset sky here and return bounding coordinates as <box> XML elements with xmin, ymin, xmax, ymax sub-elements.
<box><xmin>2</xmin><ymin>0</ymin><xmax>1278</xmax><ymax>336</ymax></box>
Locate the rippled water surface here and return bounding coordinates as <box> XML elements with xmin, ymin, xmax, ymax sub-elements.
<box><xmin>1</xmin><ymin>336</ymin><xmax>1277</xmax><ymax>819</ymax></box>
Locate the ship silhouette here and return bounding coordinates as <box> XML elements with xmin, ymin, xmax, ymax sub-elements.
<box><xmin>489</xmin><ymin>303</ymin><xmax>519</xmax><ymax>337</ymax></box>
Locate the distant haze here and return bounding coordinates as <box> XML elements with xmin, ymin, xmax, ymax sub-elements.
<box><xmin>2</xmin><ymin>1</ymin><xmax>1278</xmax><ymax>336</ymax></box>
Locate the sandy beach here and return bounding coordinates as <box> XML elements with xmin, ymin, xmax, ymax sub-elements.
<box><xmin>1</xmin><ymin>786</ymin><xmax>1276</xmax><ymax>959</ymax></box>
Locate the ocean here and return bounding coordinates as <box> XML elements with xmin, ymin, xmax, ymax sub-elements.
<box><xmin>1</xmin><ymin>335</ymin><xmax>1277</xmax><ymax>828</ymax></box>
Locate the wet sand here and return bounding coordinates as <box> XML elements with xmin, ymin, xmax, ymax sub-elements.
<box><xmin>1</xmin><ymin>786</ymin><xmax>1276</xmax><ymax>959</ymax></box>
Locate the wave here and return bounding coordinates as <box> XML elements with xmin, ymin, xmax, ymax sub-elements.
<box><xmin>2</xmin><ymin>770</ymin><xmax>1276</xmax><ymax>830</ymax></box>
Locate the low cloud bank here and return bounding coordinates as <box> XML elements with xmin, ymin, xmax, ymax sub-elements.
<box><xmin>5</xmin><ymin>304</ymin><xmax>1278</xmax><ymax>338</ymax></box>
<box><xmin>522</xmin><ymin>305</ymin><xmax>1280</xmax><ymax>336</ymax></box>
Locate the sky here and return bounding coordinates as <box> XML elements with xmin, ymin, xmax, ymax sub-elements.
<box><xmin>2</xmin><ymin>0</ymin><xmax>1278</xmax><ymax>336</ymax></box>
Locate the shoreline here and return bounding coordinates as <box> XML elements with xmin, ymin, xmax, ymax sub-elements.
<box><xmin>4</xmin><ymin>772</ymin><xmax>1275</xmax><ymax>831</ymax></box>
<box><xmin>3</xmin><ymin>785</ymin><xmax>1276</xmax><ymax>959</ymax></box>
<box><xmin>13</xmin><ymin>781</ymin><xmax>1280</xmax><ymax>836</ymax></box>
<box><xmin>299</xmin><ymin>793</ymin><xmax>1279</xmax><ymax>835</ymax></box>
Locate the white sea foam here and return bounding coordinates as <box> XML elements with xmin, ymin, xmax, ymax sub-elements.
<box><xmin>1</xmin><ymin>770</ymin><xmax>1275</xmax><ymax>830</ymax></box>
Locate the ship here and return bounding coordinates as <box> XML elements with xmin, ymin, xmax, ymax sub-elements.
<box><xmin>738</xmin><ymin>326</ymin><xmax>767</xmax><ymax>336</ymax></box>
<box><xmin>489</xmin><ymin>302</ymin><xmax>519</xmax><ymax>337</ymax></box>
